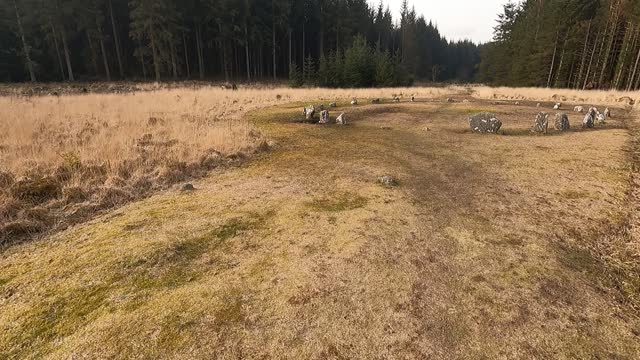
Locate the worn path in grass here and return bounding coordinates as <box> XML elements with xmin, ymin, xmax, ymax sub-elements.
<box><xmin>2</xmin><ymin>94</ymin><xmax>640</xmax><ymax>358</ymax></box>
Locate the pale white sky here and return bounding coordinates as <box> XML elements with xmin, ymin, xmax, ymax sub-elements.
<box><xmin>371</xmin><ymin>0</ymin><xmax>510</xmax><ymax>44</ymax></box>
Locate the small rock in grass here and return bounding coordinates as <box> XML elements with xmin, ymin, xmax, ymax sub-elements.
<box><xmin>378</xmin><ymin>175</ymin><xmax>398</xmax><ymax>187</ymax></box>
<box><xmin>604</xmin><ymin>107</ymin><xmax>611</xmax><ymax>118</ymax></box>
<box><xmin>329</xmin><ymin>102</ymin><xmax>337</xmax><ymax>108</ymax></box>
<box><xmin>469</xmin><ymin>112</ymin><xmax>502</xmax><ymax>133</ymax></box>
<box><xmin>596</xmin><ymin>112</ymin><xmax>606</xmax><ymax>124</ymax></box>
<box><xmin>336</xmin><ymin>113</ymin><xmax>346</xmax><ymax>125</ymax></box>
<box><xmin>555</xmin><ymin>113</ymin><xmax>570</xmax><ymax>131</ymax></box>
<box><xmin>574</xmin><ymin>105</ymin><xmax>583</xmax><ymax>113</ymax></box>
<box><xmin>553</xmin><ymin>102</ymin><xmax>562</xmax><ymax>110</ymax></box>
<box><xmin>411</xmin><ymin>96</ymin><xmax>415</xmax><ymax>102</ymax></box>
<box><xmin>371</xmin><ymin>98</ymin><xmax>381</xmax><ymax>104</ymax></box>
<box><xmin>533</xmin><ymin>112</ymin><xmax>549</xmax><ymax>134</ymax></box>
<box><xmin>351</xmin><ymin>98</ymin><xmax>358</xmax><ymax>105</ymax></box>
<box><xmin>182</xmin><ymin>183</ymin><xmax>195</xmax><ymax>191</ymax></box>
<box><xmin>393</xmin><ymin>97</ymin><xmax>400</xmax><ymax>103</ymax></box>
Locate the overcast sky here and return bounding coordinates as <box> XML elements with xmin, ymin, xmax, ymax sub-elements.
<box><xmin>371</xmin><ymin>0</ymin><xmax>509</xmax><ymax>44</ymax></box>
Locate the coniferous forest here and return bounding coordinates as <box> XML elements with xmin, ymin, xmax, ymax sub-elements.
<box><xmin>0</xmin><ymin>0</ymin><xmax>478</xmax><ymax>86</ymax></box>
<box><xmin>479</xmin><ymin>0</ymin><xmax>640</xmax><ymax>90</ymax></box>
<box><xmin>2</xmin><ymin>0</ymin><xmax>640</xmax><ymax>90</ymax></box>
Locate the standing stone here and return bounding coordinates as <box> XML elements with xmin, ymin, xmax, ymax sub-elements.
<box><xmin>336</xmin><ymin>113</ymin><xmax>346</xmax><ymax>125</ymax></box>
<box><xmin>447</xmin><ymin>98</ymin><xmax>455</xmax><ymax>103</ymax></box>
<box><xmin>582</xmin><ymin>112</ymin><xmax>595</xmax><ymax>128</ymax></box>
<box><xmin>555</xmin><ymin>113</ymin><xmax>570</xmax><ymax>131</ymax></box>
<box><xmin>604</xmin><ymin>107</ymin><xmax>611</xmax><ymax>118</ymax></box>
<box><xmin>554</xmin><ymin>102</ymin><xmax>562</xmax><ymax>110</ymax></box>
<box><xmin>515</xmin><ymin>101</ymin><xmax>520</xmax><ymax>105</ymax></box>
<box><xmin>351</xmin><ymin>99</ymin><xmax>358</xmax><ymax>105</ymax></box>
<box><xmin>468</xmin><ymin>112</ymin><xmax>502</xmax><ymax>133</ymax></box>
<box><xmin>393</xmin><ymin>97</ymin><xmax>400</xmax><ymax>103</ymax></box>
<box><xmin>319</xmin><ymin>110</ymin><xmax>330</xmax><ymax>124</ymax></box>
<box><xmin>329</xmin><ymin>102</ymin><xmax>337</xmax><ymax>108</ymax></box>
<box><xmin>317</xmin><ymin>104</ymin><xmax>325</xmax><ymax>111</ymax></box>
<box><xmin>411</xmin><ymin>96</ymin><xmax>415</xmax><ymax>102</ymax></box>
<box><xmin>536</xmin><ymin>103</ymin><xmax>541</xmax><ymax>107</ymax></box>
<box><xmin>303</xmin><ymin>105</ymin><xmax>316</xmax><ymax>121</ymax></box>
<box><xmin>574</xmin><ymin>106</ymin><xmax>583</xmax><ymax>113</ymax></box>
<box><xmin>533</xmin><ymin>112</ymin><xmax>549</xmax><ymax>134</ymax></box>
<box><xmin>596</xmin><ymin>113</ymin><xmax>606</xmax><ymax>124</ymax></box>
<box><xmin>371</xmin><ymin>98</ymin><xmax>381</xmax><ymax>104</ymax></box>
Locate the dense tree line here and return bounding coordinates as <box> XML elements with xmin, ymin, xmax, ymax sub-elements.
<box><xmin>479</xmin><ymin>0</ymin><xmax>640</xmax><ymax>90</ymax></box>
<box><xmin>0</xmin><ymin>0</ymin><xmax>479</xmax><ymax>86</ymax></box>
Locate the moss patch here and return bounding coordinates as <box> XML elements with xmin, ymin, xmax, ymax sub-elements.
<box><xmin>306</xmin><ymin>192</ymin><xmax>368</xmax><ymax>212</ymax></box>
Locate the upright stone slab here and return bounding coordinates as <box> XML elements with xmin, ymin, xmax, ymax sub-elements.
<box><xmin>554</xmin><ymin>102</ymin><xmax>562</xmax><ymax>110</ymax></box>
<box><xmin>533</xmin><ymin>112</ymin><xmax>549</xmax><ymax>134</ymax></box>
<box><xmin>574</xmin><ymin>106</ymin><xmax>583</xmax><ymax>113</ymax></box>
<box><xmin>604</xmin><ymin>107</ymin><xmax>611</xmax><ymax>118</ymax></box>
<box><xmin>555</xmin><ymin>113</ymin><xmax>570</xmax><ymax>131</ymax></box>
<box><xmin>351</xmin><ymin>99</ymin><xmax>358</xmax><ymax>105</ymax></box>
<box><xmin>319</xmin><ymin>110</ymin><xmax>330</xmax><ymax>124</ymax></box>
<box><xmin>469</xmin><ymin>112</ymin><xmax>502</xmax><ymax>133</ymax></box>
<box><xmin>582</xmin><ymin>112</ymin><xmax>594</xmax><ymax>128</ymax></box>
<box><xmin>304</xmin><ymin>105</ymin><xmax>315</xmax><ymax>121</ymax></box>
<box><xmin>336</xmin><ymin>113</ymin><xmax>346</xmax><ymax>125</ymax></box>
<box><xmin>596</xmin><ymin>113</ymin><xmax>606</xmax><ymax>124</ymax></box>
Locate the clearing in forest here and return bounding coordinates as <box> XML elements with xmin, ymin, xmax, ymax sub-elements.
<box><xmin>1</xmin><ymin>87</ymin><xmax>640</xmax><ymax>358</ymax></box>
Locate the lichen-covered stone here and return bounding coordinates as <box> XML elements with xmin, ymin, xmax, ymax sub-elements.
<box><xmin>319</xmin><ymin>110</ymin><xmax>330</xmax><ymax>124</ymax></box>
<box><xmin>555</xmin><ymin>113</ymin><xmax>570</xmax><ymax>131</ymax></box>
<box><xmin>469</xmin><ymin>112</ymin><xmax>502</xmax><ymax>133</ymax></box>
<box><xmin>582</xmin><ymin>112</ymin><xmax>594</xmax><ymax>128</ymax></box>
<box><xmin>533</xmin><ymin>112</ymin><xmax>549</xmax><ymax>134</ymax></box>
<box><xmin>303</xmin><ymin>105</ymin><xmax>315</xmax><ymax>121</ymax></box>
<box><xmin>350</xmin><ymin>99</ymin><xmax>358</xmax><ymax>105</ymax></box>
<box><xmin>554</xmin><ymin>102</ymin><xmax>562</xmax><ymax>110</ymax></box>
<box><xmin>574</xmin><ymin>106</ymin><xmax>583</xmax><ymax>113</ymax></box>
<box><xmin>336</xmin><ymin>113</ymin><xmax>346</xmax><ymax>125</ymax></box>
<box><xmin>604</xmin><ymin>107</ymin><xmax>611</xmax><ymax>118</ymax></box>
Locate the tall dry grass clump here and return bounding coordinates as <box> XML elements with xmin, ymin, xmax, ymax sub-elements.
<box><xmin>0</xmin><ymin>85</ymin><xmax>448</xmax><ymax>244</ymax></box>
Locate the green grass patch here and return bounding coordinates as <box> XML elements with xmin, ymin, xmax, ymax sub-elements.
<box><xmin>306</xmin><ymin>192</ymin><xmax>368</xmax><ymax>212</ymax></box>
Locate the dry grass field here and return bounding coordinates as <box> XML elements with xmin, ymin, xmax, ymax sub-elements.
<box><xmin>1</xmin><ymin>84</ymin><xmax>640</xmax><ymax>358</ymax></box>
<box><xmin>0</xmin><ymin>86</ymin><xmax>448</xmax><ymax>243</ymax></box>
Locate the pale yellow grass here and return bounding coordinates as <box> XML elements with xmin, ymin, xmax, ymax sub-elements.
<box><xmin>471</xmin><ymin>85</ymin><xmax>640</xmax><ymax>109</ymax></box>
<box><xmin>0</xmin><ymin>86</ymin><xmax>447</xmax><ymax>175</ymax></box>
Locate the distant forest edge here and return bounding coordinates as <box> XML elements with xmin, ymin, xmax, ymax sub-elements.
<box><xmin>1</xmin><ymin>0</ymin><xmax>639</xmax><ymax>91</ymax></box>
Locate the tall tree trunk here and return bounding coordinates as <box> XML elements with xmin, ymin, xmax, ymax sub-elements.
<box><xmin>628</xmin><ymin>31</ymin><xmax>640</xmax><ymax>91</ymax></box>
<box><xmin>598</xmin><ymin>6</ymin><xmax>620</xmax><ymax>87</ymax></box>
<box><xmin>288</xmin><ymin>27</ymin><xmax>292</xmax><ymax>68</ymax></box>
<box><xmin>584</xmin><ymin>30</ymin><xmax>601</xmax><ymax>89</ymax></box>
<box><xmin>149</xmin><ymin>27</ymin><xmax>161</xmax><ymax>81</ymax></box>
<box><xmin>196</xmin><ymin>25</ymin><xmax>205</xmax><ymax>80</ymax></box>
<box><xmin>554</xmin><ymin>30</ymin><xmax>570</xmax><ymax>87</ymax></box>
<box><xmin>245</xmin><ymin>21</ymin><xmax>251</xmax><ymax>81</ymax></box>
<box><xmin>170</xmin><ymin>41</ymin><xmax>178</xmax><ymax>79</ymax></box>
<box><xmin>576</xmin><ymin>19</ymin><xmax>592</xmax><ymax>89</ymax></box>
<box><xmin>49</xmin><ymin>19</ymin><xmax>65</xmax><ymax>80</ymax></box>
<box><xmin>61</xmin><ymin>28</ymin><xmax>74</xmax><ymax>81</ymax></box>
<box><xmin>272</xmin><ymin>19</ymin><xmax>277</xmax><ymax>80</ymax></box>
<box><xmin>302</xmin><ymin>22</ymin><xmax>306</xmax><ymax>78</ymax></box>
<box><xmin>99</xmin><ymin>35</ymin><xmax>111</xmax><ymax>81</ymax></box>
<box><xmin>108</xmin><ymin>0</ymin><xmax>124</xmax><ymax>78</ymax></box>
<box><xmin>547</xmin><ymin>30</ymin><xmax>559</xmax><ymax>88</ymax></box>
<box><xmin>218</xmin><ymin>23</ymin><xmax>229</xmax><ymax>82</ymax></box>
<box><xmin>86</xmin><ymin>31</ymin><xmax>99</xmax><ymax>76</ymax></box>
<box><xmin>183</xmin><ymin>31</ymin><xmax>190</xmax><ymax>78</ymax></box>
<box><xmin>614</xmin><ymin>23</ymin><xmax>633</xmax><ymax>89</ymax></box>
<box><xmin>13</xmin><ymin>0</ymin><xmax>36</xmax><ymax>82</ymax></box>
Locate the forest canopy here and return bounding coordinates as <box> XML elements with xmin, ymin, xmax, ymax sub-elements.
<box><xmin>0</xmin><ymin>0</ymin><xmax>478</xmax><ymax>86</ymax></box>
<box><xmin>478</xmin><ymin>0</ymin><xmax>640</xmax><ymax>91</ymax></box>
<box><xmin>3</xmin><ymin>0</ymin><xmax>640</xmax><ymax>90</ymax></box>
